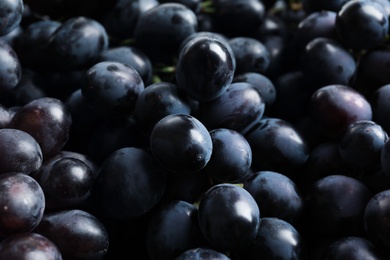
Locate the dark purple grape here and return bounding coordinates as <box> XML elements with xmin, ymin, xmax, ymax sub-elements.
<box><xmin>301</xmin><ymin>37</ymin><xmax>357</xmax><ymax>90</ymax></box>
<box><xmin>305</xmin><ymin>174</ymin><xmax>372</xmax><ymax>237</ymax></box>
<box><xmin>0</xmin><ymin>0</ymin><xmax>23</xmax><ymax>36</ymax></box>
<box><xmin>336</xmin><ymin>0</ymin><xmax>389</xmax><ymax>50</ymax></box>
<box><xmin>364</xmin><ymin>189</ymin><xmax>390</xmax><ymax>250</ymax></box>
<box><xmin>0</xmin><ymin>39</ymin><xmax>21</xmax><ymax>93</ymax></box>
<box><xmin>0</xmin><ymin>172</ymin><xmax>45</xmax><ymax>237</ymax></box>
<box><xmin>175</xmin><ymin>35</ymin><xmax>234</xmax><ymax>102</ymax></box>
<box><xmin>149</xmin><ymin>114</ymin><xmax>213</xmax><ymax>174</ymax></box>
<box><xmin>146</xmin><ymin>200</ymin><xmax>207</xmax><ymax>260</ymax></box>
<box><xmin>100</xmin><ymin>0</ymin><xmax>158</xmax><ymax>42</ymax></box>
<box><xmin>133</xmin><ymin>82</ymin><xmax>192</xmax><ymax>136</ymax></box>
<box><xmin>95</xmin><ymin>45</ymin><xmax>153</xmax><ymax>86</ymax></box>
<box><xmin>0</xmin><ymin>232</ymin><xmax>62</xmax><ymax>259</ymax></box>
<box><xmin>14</xmin><ymin>20</ymin><xmax>61</xmax><ymax>71</ymax></box>
<box><xmin>10</xmin><ymin>97</ymin><xmax>73</xmax><ymax>159</ymax></box>
<box><xmin>233</xmin><ymin>72</ymin><xmax>277</xmax><ymax>108</ymax></box>
<box><xmin>302</xmin><ymin>0</ymin><xmax>349</xmax><ymax>13</ymax></box>
<box><xmin>309</xmin><ymin>84</ymin><xmax>373</xmax><ymax>139</ymax></box>
<box><xmin>94</xmin><ymin>147</ymin><xmax>167</xmax><ymax>220</ymax></box>
<box><xmin>227</xmin><ymin>36</ymin><xmax>270</xmax><ymax>75</ymax></box>
<box><xmin>339</xmin><ymin>120</ymin><xmax>388</xmax><ymax>170</ymax></box>
<box><xmin>197</xmin><ymin>183</ymin><xmax>260</xmax><ymax>250</ymax></box>
<box><xmin>211</xmin><ymin>0</ymin><xmax>266</xmax><ymax>37</ymax></box>
<box><xmin>48</xmin><ymin>16</ymin><xmax>109</xmax><ymax>70</ymax></box>
<box><xmin>35</xmin><ymin>209</ymin><xmax>109</xmax><ymax>259</ymax></box>
<box><xmin>243</xmin><ymin>171</ymin><xmax>304</xmax><ymax>225</ymax></box>
<box><xmin>37</xmin><ymin>157</ymin><xmax>95</xmax><ymax>210</ymax></box>
<box><xmin>82</xmin><ymin>61</ymin><xmax>145</xmax><ymax>118</ymax></box>
<box><xmin>160</xmin><ymin>0</ymin><xmax>201</xmax><ymax>13</ymax></box>
<box><xmin>245</xmin><ymin>117</ymin><xmax>309</xmax><ymax>175</ymax></box>
<box><xmin>0</xmin><ymin>128</ymin><xmax>43</xmax><ymax>175</ymax></box>
<box><xmin>200</xmin><ymin>128</ymin><xmax>252</xmax><ymax>183</ymax></box>
<box><xmin>233</xmin><ymin>217</ymin><xmax>307</xmax><ymax>260</ymax></box>
<box><xmin>175</xmin><ymin>247</ymin><xmax>231</xmax><ymax>260</ymax></box>
<box><xmin>371</xmin><ymin>84</ymin><xmax>390</xmax><ymax>134</ymax></box>
<box><xmin>197</xmin><ymin>82</ymin><xmax>265</xmax><ymax>135</ymax></box>
<box><xmin>133</xmin><ymin>3</ymin><xmax>198</xmax><ymax>62</ymax></box>
<box><xmin>321</xmin><ymin>236</ymin><xmax>385</xmax><ymax>259</ymax></box>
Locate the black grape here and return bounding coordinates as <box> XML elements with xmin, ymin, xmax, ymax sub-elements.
<box><xmin>0</xmin><ymin>0</ymin><xmax>23</xmax><ymax>36</ymax></box>
<box><xmin>0</xmin><ymin>172</ymin><xmax>45</xmax><ymax>237</ymax></box>
<box><xmin>149</xmin><ymin>114</ymin><xmax>213</xmax><ymax>175</ymax></box>
<box><xmin>0</xmin><ymin>128</ymin><xmax>43</xmax><ymax>175</ymax></box>
<box><xmin>175</xmin><ymin>247</ymin><xmax>230</xmax><ymax>260</ymax></box>
<box><xmin>371</xmin><ymin>84</ymin><xmax>390</xmax><ymax>134</ymax></box>
<box><xmin>175</xmin><ymin>35</ymin><xmax>235</xmax><ymax>102</ymax></box>
<box><xmin>197</xmin><ymin>183</ymin><xmax>260</xmax><ymax>250</ymax></box>
<box><xmin>0</xmin><ymin>39</ymin><xmax>21</xmax><ymax>93</ymax></box>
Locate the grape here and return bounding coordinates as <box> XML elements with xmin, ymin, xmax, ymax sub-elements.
<box><xmin>200</xmin><ymin>128</ymin><xmax>252</xmax><ymax>183</ymax></box>
<box><xmin>0</xmin><ymin>39</ymin><xmax>21</xmax><ymax>93</ymax></box>
<box><xmin>336</xmin><ymin>0</ymin><xmax>389</xmax><ymax>50</ymax></box>
<box><xmin>145</xmin><ymin>200</ymin><xmax>207</xmax><ymax>260</ymax></box>
<box><xmin>133</xmin><ymin>2</ymin><xmax>198</xmax><ymax>62</ymax></box>
<box><xmin>371</xmin><ymin>84</ymin><xmax>390</xmax><ymax>133</ymax></box>
<box><xmin>10</xmin><ymin>97</ymin><xmax>73</xmax><ymax>159</ymax></box>
<box><xmin>175</xmin><ymin>35</ymin><xmax>234</xmax><ymax>102</ymax></box>
<box><xmin>305</xmin><ymin>174</ymin><xmax>372</xmax><ymax>237</ymax></box>
<box><xmin>233</xmin><ymin>217</ymin><xmax>307</xmax><ymax>260</ymax></box>
<box><xmin>0</xmin><ymin>172</ymin><xmax>45</xmax><ymax>237</ymax></box>
<box><xmin>35</xmin><ymin>209</ymin><xmax>109</xmax><ymax>259</ymax></box>
<box><xmin>0</xmin><ymin>128</ymin><xmax>43</xmax><ymax>175</ymax></box>
<box><xmin>309</xmin><ymin>84</ymin><xmax>373</xmax><ymax>139</ymax></box>
<box><xmin>149</xmin><ymin>114</ymin><xmax>213</xmax><ymax>174</ymax></box>
<box><xmin>0</xmin><ymin>232</ymin><xmax>62</xmax><ymax>259</ymax></box>
<box><xmin>302</xmin><ymin>0</ymin><xmax>349</xmax><ymax>13</ymax></box>
<box><xmin>197</xmin><ymin>82</ymin><xmax>265</xmax><ymax>135</ymax></box>
<box><xmin>48</xmin><ymin>16</ymin><xmax>109</xmax><ymax>70</ymax></box>
<box><xmin>0</xmin><ymin>0</ymin><xmax>23</xmax><ymax>36</ymax></box>
<box><xmin>243</xmin><ymin>170</ymin><xmax>304</xmax><ymax>225</ymax></box>
<box><xmin>321</xmin><ymin>236</ymin><xmax>385</xmax><ymax>259</ymax></box>
<box><xmin>197</xmin><ymin>183</ymin><xmax>260</xmax><ymax>250</ymax></box>
<box><xmin>94</xmin><ymin>147</ymin><xmax>167</xmax><ymax>220</ymax></box>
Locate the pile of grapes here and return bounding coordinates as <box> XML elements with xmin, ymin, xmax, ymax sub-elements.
<box><xmin>1</xmin><ymin>0</ymin><xmax>390</xmax><ymax>259</ymax></box>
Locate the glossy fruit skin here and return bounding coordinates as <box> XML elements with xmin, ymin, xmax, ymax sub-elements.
<box><xmin>83</xmin><ymin>61</ymin><xmax>145</xmax><ymax>118</ymax></box>
<box><xmin>0</xmin><ymin>232</ymin><xmax>62</xmax><ymax>259</ymax></box>
<box><xmin>175</xmin><ymin>247</ymin><xmax>231</xmax><ymax>260</ymax></box>
<box><xmin>0</xmin><ymin>0</ymin><xmax>23</xmax><ymax>36</ymax></box>
<box><xmin>302</xmin><ymin>0</ymin><xmax>349</xmax><ymax>13</ymax></box>
<box><xmin>133</xmin><ymin>82</ymin><xmax>192</xmax><ymax>136</ymax></box>
<box><xmin>200</xmin><ymin>128</ymin><xmax>252</xmax><ymax>183</ymax></box>
<box><xmin>339</xmin><ymin>120</ymin><xmax>388</xmax><ymax>170</ymax></box>
<box><xmin>175</xmin><ymin>35</ymin><xmax>234</xmax><ymax>102</ymax></box>
<box><xmin>134</xmin><ymin>3</ymin><xmax>198</xmax><ymax>62</ymax></box>
<box><xmin>309</xmin><ymin>84</ymin><xmax>373</xmax><ymax>139</ymax></box>
<box><xmin>0</xmin><ymin>172</ymin><xmax>45</xmax><ymax>237</ymax></box>
<box><xmin>321</xmin><ymin>236</ymin><xmax>385</xmax><ymax>259</ymax></box>
<box><xmin>95</xmin><ymin>46</ymin><xmax>153</xmax><ymax>86</ymax></box>
<box><xmin>0</xmin><ymin>128</ymin><xmax>43</xmax><ymax>175</ymax></box>
<box><xmin>198</xmin><ymin>82</ymin><xmax>265</xmax><ymax>135</ymax></box>
<box><xmin>48</xmin><ymin>16</ymin><xmax>109</xmax><ymax>71</ymax></box>
<box><xmin>150</xmin><ymin>114</ymin><xmax>213</xmax><ymax>174</ymax></box>
<box><xmin>243</xmin><ymin>171</ymin><xmax>304</xmax><ymax>225</ymax></box>
<box><xmin>10</xmin><ymin>97</ymin><xmax>73</xmax><ymax>159</ymax></box>
<box><xmin>35</xmin><ymin>209</ymin><xmax>109</xmax><ymax>259</ymax></box>
<box><xmin>245</xmin><ymin>117</ymin><xmax>309</xmax><ymax>175</ymax></box>
<box><xmin>145</xmin><ymin>200</ymin><xmax>207</xmax><ymax>260</ymax></box>
<box><xmin>233</xmin><ymin>217</ymin><xmax>307</xmax><ymax>260</ymax></box>
<box><xmin>336</xmin><ymin>0</ymin><xmax>389</xmax><ymax>50</ymax></box>
<box><xmin>301</xmin><ymin>37</ymin><xmax>357</xmax><ymax>90</ymax></box>
<box><xmin>0</xmin><ymin>39</ymin><xmax>21</xmax><ymax>93</ymax></box>
<box><xmin>228</xmin><ymin>36</ymin><xmax>270</xmax><ymax>75</ymax></box>
<box><xmin>305</xmin><ymin>175</ymin><xmax>372</xmax><ymax>237</ymax></box>
<box><xmin>197</xmin><ymin>183</ymin><xmax>260</xmax><ymax>250</ymax></box>
<box><xmin>94</xmin><ymin>147</ymin><xmax>166</xmax><ymax>220</ymax></box>
<box><xmin>364</xmin><ymin>190</ymin><xmax>390</xmax><ymax>250</ymax></box>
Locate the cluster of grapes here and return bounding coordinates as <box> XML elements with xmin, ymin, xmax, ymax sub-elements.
<box><xmin>0</xmin><ymin>0</ymin><xmax>390</xmax><ymax>259</ymax></box>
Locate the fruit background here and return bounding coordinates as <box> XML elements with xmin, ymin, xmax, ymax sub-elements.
<box><xmin>0</xmin><ymin>0</ymin><xmax>390</xmax><ymax>259</ymax></box>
